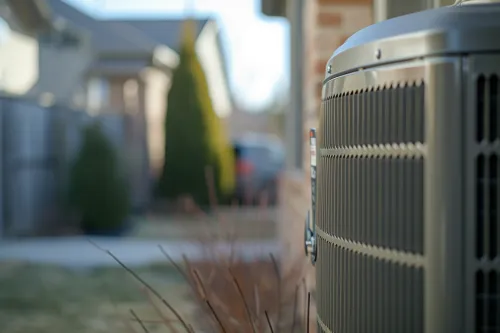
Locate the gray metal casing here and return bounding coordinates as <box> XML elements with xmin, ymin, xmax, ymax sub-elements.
<box><xmin>316</xmin><ymin>3</ymin><xmax>500</xmax><ymax>333</ymax></box>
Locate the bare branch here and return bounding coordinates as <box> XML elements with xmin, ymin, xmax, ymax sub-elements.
<box><xmin>265</xmin><ymin>310</ymin><xmax>275</xmax><ymax>333</ymax></box>
<box><xmin>306</xmin><ymin>292</ymin><xmax>311</xmax><ymax>333</ymax></box>
<box><xmin>270</xmin><ymin>253</ymin><xmax>282</xmax><ymax>332</ymax></box>
<box><xmin>88</xmin><ymin>240</ymin><xmax>193</xmax><ymax>333</ymax></box>
<box><xmin>141</xmin><ymin>287</ymin><xmax>179</xmax><ymax>333</ymax></box>
<box><xmin>130</xmin><ymin>309</ymin><xmax>150</xmax><ymax>333</ymax></box>
<box><xmin>290</xmin><ymin>284</ymin><xmax>299</xmax><ymax>333</ymax></box>
<box><xmin>228</xmin><ymin>267</ymin><xmax>257</xmax><ymax>333</ymax></box>
<box><xmin>206</xmin><ymin>300</ymin><xmax>227</xmax><ymax>333</ymax></box>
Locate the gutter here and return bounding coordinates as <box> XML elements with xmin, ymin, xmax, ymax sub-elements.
<box><xmin>287</xmin><ymin>0</ymin><xmax>304</xmax><ymax>170</ymax></box>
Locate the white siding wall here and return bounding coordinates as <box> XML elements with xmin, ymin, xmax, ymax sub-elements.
<box><xmin>195</xmin><ymin>22</ymin><xmax>232</xmax><ymax>118</ymax></box>
<box><xmin>142</xmin><ymin>67</ymin><xmax>171</xmax><ymax>179</ymax></box>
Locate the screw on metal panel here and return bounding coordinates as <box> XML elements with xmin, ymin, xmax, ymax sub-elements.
<box><xmin>327</xmin><ymin>64</ymin><xmax>332</xmax><ymax>74</ymax></box>
<box><xmin>375</xmin><ymin>49</ymin><xmax>382</xmax><ymax>60</ymax></box>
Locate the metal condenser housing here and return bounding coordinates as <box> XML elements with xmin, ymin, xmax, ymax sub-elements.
<box><xmin>313</xmin><ymin>2</ymin><xmax>500</xmax><ymax>333</ymax></box>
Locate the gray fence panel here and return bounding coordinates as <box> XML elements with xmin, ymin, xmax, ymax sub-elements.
<box><xmin>3</xmin><ymin>100</ymin><xmax>57</xmax><ymax>235</ymax></box>
<box><xmin>0</xmin><ymin>97</ymin><xmax>142</xmax><ymax>237</ymax></box>
<box><xmin>98</xmin><ymin>114</ymin><xmax>126</xmax><ymax>153</ymax></box>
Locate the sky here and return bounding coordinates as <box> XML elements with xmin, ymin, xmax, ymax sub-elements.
<box><xmin>68</xmin><ymin>0</ymin><xmax>290</xmax><ymax>110</ymax></box>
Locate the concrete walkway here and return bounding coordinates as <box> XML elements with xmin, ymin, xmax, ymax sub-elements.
<box><xmin>0</xmin><ymin>237</ymin><xmax>280</xmax><ymax>269</ymax></box>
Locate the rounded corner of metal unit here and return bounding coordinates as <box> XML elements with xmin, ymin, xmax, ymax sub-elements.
<box><xmin>326</xmin><ymin>3</ymin><xmax>500</xmax><ymax>77</ymax></box>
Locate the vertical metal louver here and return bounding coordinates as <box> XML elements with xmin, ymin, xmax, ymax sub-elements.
<box><xmin>475</xmin><ymin>271</ymin><xmax>499</xmax><ymax>333</ymax></box>
<box><xmin>475</xmin><ymin>74</ymin><xmax>500</xmax><ymax>333</ymax></box>
<box><xmin>316</xmin><ymin>82</ymin><xmax>426</xmax><ymax>333</ymax></box>
<box><xmin>321</xmin><ymin>84</ymin><xmax>425</xmax><ymax>148</ymax></box>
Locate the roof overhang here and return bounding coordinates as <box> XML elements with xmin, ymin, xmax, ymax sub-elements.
<box><xmin>260</xmin><ymin>0</ymin><xmax>287</xmax><ymax>17</ymax></box>
<box><xmin>87</xmin><ymin>58</ymin><xmax>150</xmax><ymax>77</ymax></box>
<box><xmin>5</xmin><ymin>0</ymin><xmax>52</xmax><ymax>34</ymax></box>
<box><xmin>88</xmin><ymin>46</ymin><xmax>179</xmax><ymax>77</ymax></box>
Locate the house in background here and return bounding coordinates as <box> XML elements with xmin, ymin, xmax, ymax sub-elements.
<box><xmin>261</xmin><ymin>0</ymin><xmax>456</xmax><ymax>330</ymax></box>
<box><xmin>45</xmin><ymin>0</ymin><xmax>233</xmax><ymax>183</ymax></box>
<box><xmin>0</xmin><ymin>0</ymin><xmax>92</xmax><ymax>100</ymax></box>
<box><xmin>0</xmin><ymin>0</ymin><xmax>233</xmax><ymax>211</ymax></box>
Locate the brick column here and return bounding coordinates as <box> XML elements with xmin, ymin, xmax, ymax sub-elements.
<box><xmin>279</xmin><ymin>0</ymin><xmax>373</xmax><ymax>331</ymax></box>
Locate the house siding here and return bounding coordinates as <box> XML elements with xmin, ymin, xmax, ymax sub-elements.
<box><xmin>90</xmin><ymin>74</ymin><xmax>151</xmax><ymax>211</ymax></box>
<box><xmin>195</xmin><ymin>21</ymin><xmax>232</xmax><ymax>119</ymax></box>
<box><xmin>280</xmin><ymin>0</ymin><xmax>373</xmax><ymax>331</ymax></box>
<box><xmin>142</xmin><ymin>67</ymin><xmax>170</xmax><ymax>179</ymax></box>
<box><xmin>29</xmin><ymin>31</ymin><xmax>93</xmax><ymax>104</ymax></box>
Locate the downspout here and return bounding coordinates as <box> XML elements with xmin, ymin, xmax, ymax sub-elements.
<box><xmin>374</xmin><ymin>0</ymin><xmax>388</xmax><ymax>22</ymax></box>
<box><xmin>287</xmin><ymin>0</ymin><xmax>304</xmax><ymax>170</ymax></box>
<box><xmin>0</xmin><ymin>98</ymin><xmax>3</xmax><ymax>238</ymax></box>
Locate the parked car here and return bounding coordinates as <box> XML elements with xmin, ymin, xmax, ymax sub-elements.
<box><xmin>232</xmin><ymin>134</ymin><xmax>284</xmax><ymax>205</ymax></box>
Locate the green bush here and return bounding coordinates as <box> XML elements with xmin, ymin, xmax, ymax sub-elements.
<box><xmin>68</xmin><ymin>121</ymin><xmax>130</xmax><ymax>234</ymax></box>
<box><xmin>157</xmin><ymin>20</ymin><xmax>235</xmax><ymax>206</ymax></box>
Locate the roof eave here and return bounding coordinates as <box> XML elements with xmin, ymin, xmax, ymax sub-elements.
<box><xmin>6</xmin><ymin>0</ymin><xmax>52</xmax><ymax>34</ymax></box>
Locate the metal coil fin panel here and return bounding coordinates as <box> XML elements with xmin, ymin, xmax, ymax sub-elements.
<box><xmin>315</xmin><ymin>236</ymin><xmax>424</xmax><ymax>333</ymax></box>
<box><xmin>317</xmin><ymin>155</ymin><xmax>424</xmax><ymax>253</ymax></box>
<box><xmin>321</xmin><ymin>83</ymin><xmax>425</xmax><ymax>149</ymax></box>
<box><xmin>318</xmin><ymin>82</ymin><xmax>425</xmax><ymax>253</ymax></box>
<box><xmin>475</xmin><ymin>72</ymin><xmax>500</xmax><ymax>333</ymax></box>
<box><xmin>317</xmin><ymin>79</ymin><xmax>427</xmax><ymax>333</ymax></box>
<box><xmin>475</xmin><ymin>271</ymin><xmax>500</xmax><ymax>333</ymax></box>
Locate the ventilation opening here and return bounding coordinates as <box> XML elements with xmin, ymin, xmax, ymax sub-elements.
<box><xmin>476</xmin><ymin>154</ymin><xmax>499</xmax><ymax>260</ymax></box>
<box><xmin>476</xmin><ymin>271</ymin><xmax>499</xmax><ymax>333</ymax></box>
<box><xmin>318</xmin><ymin>155</ymin><xmax>424</xmax><ymax>253</ymax></box>
<box><xmin>321</xmin><ymin>81</ymin><xmax>425</xmax><ymax>149</ymax></box>
<box><xmin>476</xmin><ymin>73</ymin><xmax>500</xmax><ymax>333</ymax></box>
<box><xmin>476</xmin><ymin>74</ymin><xmax>499</xmax><ymax>143</ymax></box>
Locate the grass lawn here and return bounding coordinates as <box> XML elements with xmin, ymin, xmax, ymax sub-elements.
<box><xmin>0</xmin><ymin>262</ymin><xmax>197</xmax><ymax>333</ymax></box>
<box><xmin>0</xmin><ymin>208</ymin><xmax>279</xmax><ymax>332</ymax></box>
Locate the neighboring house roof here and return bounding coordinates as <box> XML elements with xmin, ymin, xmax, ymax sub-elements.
<box><xmin>106</xmin><ymin>19</ymin><xmax>209</xmax><ymax>54</ymax></box>
<box><xmin>46</xmin><ymin>0</ymin><xmax>208</xmax><ymax>56</ymax></box>
<box><xmin>0</xmin><ymin>0</ymin><xmax>52</xmax><ymax>35</ymax></box>
<box><xmin>1</xmin><ymin>0</ymin><xmax>233</xmax><ymax>116</ymax></box>
<box><xmin>45</xmin><ymin>0</ymin><xmax>233</xmax><ymax>115</ymax></box>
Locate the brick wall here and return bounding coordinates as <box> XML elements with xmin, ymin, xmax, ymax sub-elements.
<box><xmin>279</xmin><ymin>0</ymin><xmax>373</xmax><ymax>331</ymax></box>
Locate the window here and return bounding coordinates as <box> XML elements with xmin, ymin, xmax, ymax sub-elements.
<box><xmin>87</xmin><ymin>77</ymin><xmax>109</xmax><ymax>114</ymax></box>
